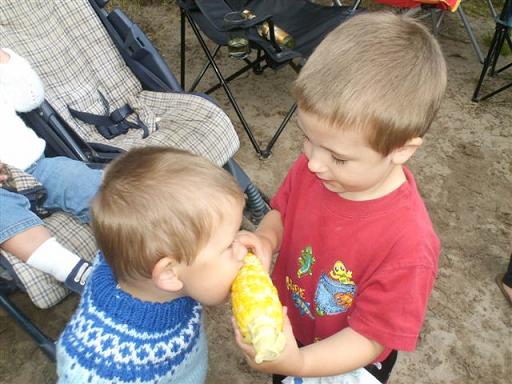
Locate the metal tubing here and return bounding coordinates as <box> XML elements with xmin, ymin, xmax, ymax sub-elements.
<box><xmin>205</xmin><ymin>56</ymin><xmax>267</xmax><ymax>94</ymax></box>
<box><xmin>0</xmin><ymin>292</ymin><xmax>56</xmax><ymax>361</ymax></box>
<box><xmin>180</xmin><ymin>8</ymin><xmax>186</xmax><ymax>88</ymax></box>
<box><xmin>490</xmin><ymin>29</ymin><xmax>507</xmax><ymax>75</ymax></box>
<box><xmin>458</xmin><ymin>7</ymin><xmax>485</xmax><ymax>64</ymax></box>
<box><xmin>262</xmin><ymin>103</ymin><xmax>297</xmax><ymax>159</ymax></box>
<box><xmin>189</xmin><ymin>45</ymin><xmax>220</xmax><ymax>92</ymax></box>
<box><xmin>185</xmin><ymin>12</ymin><xmax>263</xmax><ymax>156</ymax></box>
<box><xmin>486</xmin><ymin>0</ymin><xmax>498</xmax><ymax>19</ymax></box>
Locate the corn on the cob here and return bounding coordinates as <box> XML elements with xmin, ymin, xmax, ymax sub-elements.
<box><xmin>231</xmin><ymin>252</ymin><xmax>285</xmax><ymax>363</ymax></box>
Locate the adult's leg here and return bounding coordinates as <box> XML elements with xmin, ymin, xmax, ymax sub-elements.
<box><xmin>29</xmin><ymin>157</ymin><xmax>102</xmax><ymax>223</ymax></box>
<box><xmin>0</xmin><ymin>187</ymin><xmax>45</xmax><ymax>252</ymax></box>
<box><xmin>497</xmin><ymin>238</ymin><xmax>512</xmax><ymax>304</ymax></box>
<box><xmin>502</xmin><ymin>239</ymin><xmax>512</xmax><ymax>289</ymax></box>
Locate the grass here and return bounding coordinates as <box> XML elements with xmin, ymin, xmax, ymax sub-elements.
<box><xmin>460</xmin><ymin>0</ymin><xmax>503</xmax><ymax>18</ymax></box>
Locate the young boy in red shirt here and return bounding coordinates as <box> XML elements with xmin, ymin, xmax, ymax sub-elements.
<box><xmin>235</xmin><ymin>11</ymin><xmax>447</xmax><ymax>383</ymax></box>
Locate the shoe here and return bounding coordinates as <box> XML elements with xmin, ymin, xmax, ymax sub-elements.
<box><xmin>495</xmin><ymin>273</ymin><xmax>512</xmax><ymax>307</ymax></box>
<box><xmin>64</xmin><ymin>259</ymin><xmax>92</xmax><ymax>294</ymax></box>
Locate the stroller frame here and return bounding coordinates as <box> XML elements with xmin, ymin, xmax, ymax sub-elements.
<box><xmin>0</xmin><ymin>276</ymin><xmax>57</xmax><ymax>360</ymax></box>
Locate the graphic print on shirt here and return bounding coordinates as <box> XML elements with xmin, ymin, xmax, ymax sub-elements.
<box><xmin>286</xmin><ymin>276</ymin><xmax>315</xmax><ymax>319</ymax></box>
<box><xmin>297</xmin><ymin>245</ymin><xmax>315</xmax><ymax>278</ymax></box>
<box><xmin>315</xmin><ymin>260</ymin><xmax>356</xmax><ymax>316</ymax></box>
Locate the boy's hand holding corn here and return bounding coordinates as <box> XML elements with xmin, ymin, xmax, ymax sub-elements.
<box><xmin>233</xmin><ymin>303</ymin><xmax>305</xmax><ymax>376</ymax></box>
<box><xmin>235</xmin><ymin>230</ymin><xmax>274</xmax><ymax>272</ymax></box>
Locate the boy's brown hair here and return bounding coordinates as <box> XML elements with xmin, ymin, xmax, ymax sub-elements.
<box><xmin>91</xmin><ymin>146</ymin><xmax>244</xmax><ymax>281</ymax></box>
<box><xmin>294</xmin><ymin>11</ymin><xmax>447</xmax><ymax>156</ymax></box>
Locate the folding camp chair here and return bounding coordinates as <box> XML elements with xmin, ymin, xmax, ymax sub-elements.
<box><xmin>0</xmin><ymin>0</ymin><xmax>268</xmax><ymax>360</ymax></box>
<box><xmin>178</xmin><ymin>0</ymin><xmax>362</xmax><ymax>159</ymax></box>
<box><xmin>472</xmin><ymin>0</ymin><xmax>512</xmax><ymax>101</ymax></box>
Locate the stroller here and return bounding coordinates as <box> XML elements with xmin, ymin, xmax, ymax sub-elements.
<box><xmin>0</xmin><ymin>0</ymin><xmax>268</xmax><ymax>363</ymax></box>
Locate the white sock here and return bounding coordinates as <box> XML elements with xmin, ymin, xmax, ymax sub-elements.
<box><xmin>26</xmin><ymin>237</ymin><xmax>82</xmax><ymax>282</ymax></box>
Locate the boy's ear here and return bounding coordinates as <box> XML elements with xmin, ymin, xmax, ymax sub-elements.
<box><xmin>391</xmin><ymin>137</ymin><xmax>423</xmax><ymax>165</ymax></box>
<box><xmin>152</xmin><ymin>257</ymin><xmax>183</xmax><ymax>292</ymax></box>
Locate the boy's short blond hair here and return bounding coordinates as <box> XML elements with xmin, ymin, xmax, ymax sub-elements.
<box><xmin>294</xmin><ymin>11</ymin><xmax>447</xmax><ymax>155</ymax></box>
<box><xmin>91</xmin><ymin>146</ymin><xmax>244</xmax><ymax>281</ymax></box>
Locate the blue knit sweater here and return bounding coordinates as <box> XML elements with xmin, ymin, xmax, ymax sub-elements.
<box><xmin>56</xmin><ymin>253</ymin><xmax>208</xmax><ymax>384</ymax></box>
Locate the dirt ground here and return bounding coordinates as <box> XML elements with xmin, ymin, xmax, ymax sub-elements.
<box><xmin>1</xmin><ymin>1</ymin><xmax>511</xmax><ymax>383</ymax></box>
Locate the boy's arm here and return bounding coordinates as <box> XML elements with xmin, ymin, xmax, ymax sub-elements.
<box><xmin>236</xmin><ymin>209</ymin><xmax>283</xmax><ymax>272</ymax></box>
<box><xmin>255</xmin><ymin>209</ymin><xmax>283</xmax><ymax>270</ymax></box>
<box><xmin>297</xmin><ymin>327</ymin><xmax>384</xmax><ymax>376</ymax></box>
<box><xmin>236</xmin><ymin>315</ymin><xmax>384</xmax><ymax>377</ymax></box>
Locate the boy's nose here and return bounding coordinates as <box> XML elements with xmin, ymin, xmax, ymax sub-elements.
<box><xmin>307</xmin><ymin>148</ymin><xmax>327</xmax><ymax>174</ymax></box>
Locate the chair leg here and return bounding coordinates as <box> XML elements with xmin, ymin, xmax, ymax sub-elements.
<box><xmin>486</xmin><ymin>0</ymin><xmax>498</xmax><ymax>19</ymax></box>
<box><xmin>458</xmin><ymin>6</ymin><xmax>485</xmax><ymax>64</ymax></box>
<box><xmin>473</xmin><ymin>26</ymin><xmax>500</xmax><ymax>101</ymax></box>
<box><xmin>180</xmin><ymin>8</ymin><xmax>186</xmax><ymax>89</ymax></box>
<box><xmin>203</xmin><ymin>54</ymin><xmax>266</xmax><ymax>95</ymax></box>
<box><xmin>472</xmin><ymin>25</ymin><xmax>512</xmax><ymax>101</ymax></box>
<box><xmin>262</xmin><ymin>103</ymin><xmax>298</xmax><ymax>158</ymax></box>
<box><xmin>489</xmin><ymin>29</ymin><xmax>507</xmax><ymax>76</ymax></box>
<box><xmin>181</xmin><ymin>10</ymin><xmax>295</xmax><ymax>158</ymax></box>
<box><xmin>430</xmin><ymin>8</ymin><xmax>444</xmax><ymax>36</ymax></box>
<box><xmin>189</xmin><ymin>45</ymin><xmax>220</xmax><ymax>92</ymax></box>
<box><xmin>0</xmin><ymin>280</ymin><xmax>56</xmax><ymax>362</ymax></box>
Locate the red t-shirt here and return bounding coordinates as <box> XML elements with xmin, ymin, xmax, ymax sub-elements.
<box><xmin>271</xmin><ymin>155</ymin><xmax>440</xmax><ymax>361</ymax></box>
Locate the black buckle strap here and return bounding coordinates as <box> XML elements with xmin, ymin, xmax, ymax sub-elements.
<box><xmin>68</xmin><ymin>91</ymin><xmax>149</xmax><ymax>139</ymax></box>
<box><xmin>110</xmin><ymin>104</ymin><xmax>132</xmax><ymax>123</ymax></box>
<box><xmin>96</xmin><ymin>121</ymin><xmax>129</xmax><ymax>140</ymax></box>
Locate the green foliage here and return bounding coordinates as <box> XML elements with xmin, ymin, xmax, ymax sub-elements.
<box><xmin>463</xmin><ymin>0</ymin><xmax>504</xmax><ymax>18</ymax></box>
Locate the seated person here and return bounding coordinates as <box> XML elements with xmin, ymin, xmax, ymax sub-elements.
<box><xmin>496</xmin><ymin>238</ymin><xmax>512</xmax><ymax>306</ymax></box>
<box><xmin>56</xmin><ymin>146</ymin><xmax>247</xmax><ymax>384</ymax></box>
<box><xmin>0</xmin><ymin>48</ymin><xmax>102</xmax><ymax>293</ymax></box>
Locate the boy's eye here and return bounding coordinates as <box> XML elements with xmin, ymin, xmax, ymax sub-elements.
<box><xmin>302</xmin><ymin>134</ymin><xmax>310</xmax><ymax>142</ymax></box>
<box><xmin>332</xmin><ymin>156</ymin><xmax>346</xmax><ymax>165</ymax></box>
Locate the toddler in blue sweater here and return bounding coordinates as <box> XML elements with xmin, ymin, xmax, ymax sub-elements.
<box><xmin>56</xmin><ymin>146</ymin><xmax>247</xmax><ymax>384</ymax></box>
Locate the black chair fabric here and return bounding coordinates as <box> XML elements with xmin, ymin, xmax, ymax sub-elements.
<box><xmin>186</xmin><ymin>0</ymin><xmax>359</xmax><ymax>66</ymax></box>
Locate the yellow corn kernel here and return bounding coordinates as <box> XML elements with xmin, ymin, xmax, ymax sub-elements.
<box><xmin>231</xmin><ymin>252</ymin><xmax>285</xmax><ymax>363</ymax></box>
